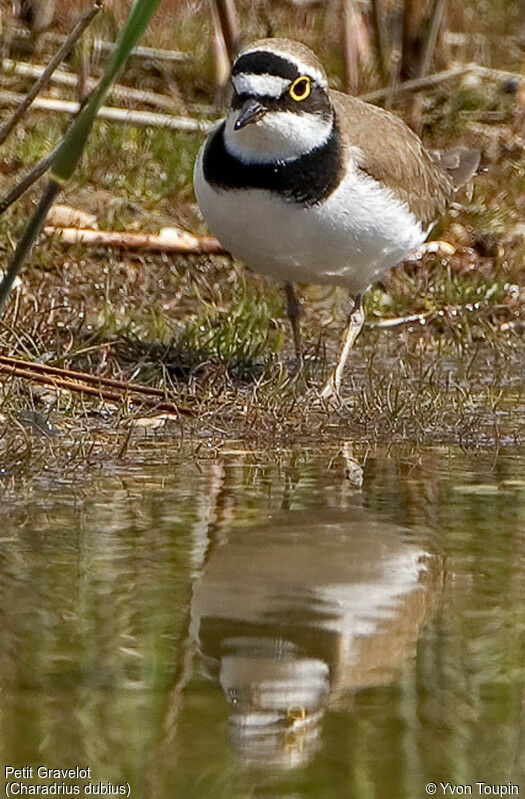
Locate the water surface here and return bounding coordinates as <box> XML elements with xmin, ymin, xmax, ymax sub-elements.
<box><xmin>1</xmin><ymin>444</ymin><xmax>524</xmax><ymax>798</ymax></box>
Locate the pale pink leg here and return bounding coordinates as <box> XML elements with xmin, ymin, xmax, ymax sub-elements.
<box><xmin>320</xmin><ymin>293</ymin><xmax>364</xmax><ymax>402</ymax></box>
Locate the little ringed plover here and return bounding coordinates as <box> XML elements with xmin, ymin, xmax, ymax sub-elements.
<box><xmin>194</xmin><ymin>38</ymin><xmax>479</xmax><ymax>400</ymax></box>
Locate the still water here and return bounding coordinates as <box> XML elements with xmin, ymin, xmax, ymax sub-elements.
<box><xmin>0</xmin><ymin>444</ymin><xmax>524</xmax><ymax>798</ymax></box>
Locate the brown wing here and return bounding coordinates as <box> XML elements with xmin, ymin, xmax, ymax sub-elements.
<box><xmin>330</xmin><ymin>90</ymin><xmax>454</xmax><ymax>230</ymax></box>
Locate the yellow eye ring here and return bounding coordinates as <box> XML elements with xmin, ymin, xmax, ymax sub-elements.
<box><xmin>289</xmin><ymin>76</ymin><xmax>311</xmax><ymax>102</ymax></box>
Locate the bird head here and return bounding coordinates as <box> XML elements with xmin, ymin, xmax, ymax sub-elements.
<box><xmin>224</xmin><ymin>38</ymin><xmax>334</xmax><ymax>164</ymax></box>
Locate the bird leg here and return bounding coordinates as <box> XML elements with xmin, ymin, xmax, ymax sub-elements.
<box><xmin>320</xmin><ymin>293</ymin><xmax>364</xmax><ymax>402</ymax></box>
<box><xmin>284</xmin><ymin>282</ymin><xmax>303</xmax><ymax>371</ymax></box>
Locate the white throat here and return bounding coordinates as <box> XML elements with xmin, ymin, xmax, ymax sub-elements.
<box><xmin>223</xmin><ymin>110</ymin><xmax>333</xmax><ymax>164</ymax></box>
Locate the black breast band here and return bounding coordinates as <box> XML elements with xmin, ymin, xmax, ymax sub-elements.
<box><xmin>202</xmin><ymin>121</ymin><xmax>343</xmax><ymax>207</ymax></box>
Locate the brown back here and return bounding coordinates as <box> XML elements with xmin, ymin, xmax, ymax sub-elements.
<box><xmin>331</xmin><ymin>90</ymin><xmax>455</xmax><ymax>229</ymax></box>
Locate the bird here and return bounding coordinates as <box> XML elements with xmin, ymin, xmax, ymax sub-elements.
<box><xmin>193</xmin><ymin>38</ymin><xmax>479</xmax><ymax>401</ymax></box>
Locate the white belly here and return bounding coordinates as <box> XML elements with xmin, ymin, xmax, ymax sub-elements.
<box><xmin>194</xmin><ymin>146</ymin><xmax>427</xmax><ymax>294</ymax></box>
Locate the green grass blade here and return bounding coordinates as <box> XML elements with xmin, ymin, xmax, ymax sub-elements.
<box><xmin>0</xmin><ymin>182</ymin><xmax>60</xmax><ymax>315</ymax></box>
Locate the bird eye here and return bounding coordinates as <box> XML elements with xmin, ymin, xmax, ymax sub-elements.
<box><xmin>289</xmin><ymin>76</ymin><xmax>311</xmax><ymax>102</ymax></box>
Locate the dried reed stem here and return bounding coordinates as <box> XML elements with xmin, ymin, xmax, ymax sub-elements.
<box><xmin>0</xmin><ymin>1</ymin><xmax>102</xmax><ymax>146</ymax></box>
<box><xmin>1</xmin><ymin>57</ymin><xmax>182</xmax><ymax>112</ymax></box>
<box><xmin>0</xmin><ymin>355</ymin><xmax>193</xmax><ymax>415</ymax></box>
<box><xmin>212</xmin><ymin>0</ymin><xmax>240</xmax><ymax>61</ymax></box>
<box><xmin>45</xmin><ymin>32</ymin><xmax>190</xmax><ymax>63</ymax></box>
<box><xmin>0</xmin><ymin>89</ymin><xmax>212</xmax><ymax>131</ymax></box>
<box><xmin>370</xmin><ymin>0</ymin><xmax>389</xmax><ymax>82</ymax></box>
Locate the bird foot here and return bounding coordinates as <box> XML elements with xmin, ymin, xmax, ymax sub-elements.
<box><xmin>405</xmin><ymin>240</ymin><xmax>456</xmax><ymax>262</ymax></box>
<box><xmin>319</xmin><ymin>375</ymin><xmax>342</xmax><ymax>406</ymax></box>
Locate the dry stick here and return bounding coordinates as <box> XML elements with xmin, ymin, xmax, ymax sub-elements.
<box><xmin>359</xmin><ymin>63</ymin><xmax>469</xmax><ymax>103</ymax></box>
<box><xmin>90</xmin><ymin>39</ymin><xmax>191</xmax><ymax>64</ymax></box>
<box><xmin>0</xmin><ymin>360</ymin><xmax>194</xmax><ymax>416</ymax></box>
<box><xmin>209</xmin><ymin>1</ymin><xmax>232</xmax><ymax>104</ymax></box>
<box><xmin>35</xmin><ymin>30</ymin><xmax>191</xmax><ymax>63</ymax></box>
<box><xmin>420</xmin><ymin>0</ymin><xmax>446</xmax><ymax>78</ymax></box>
<box><xmin>43</xmin><ymin>226</ymin><xmax>226</xmax><ymax>254</ymax></box>
<box><xmin>370</xmin><ymin>312</ymin><xmax>428</xmax><ymax>328</ymax></box>
<box><xmin>76</xmin><ymin>34</ymin><xmax>90</xmax><ymax>104</ymax></box>
<box><xmin>402</xmin><ymin>0</ymin><xmax>446</xmax><ymax>129</ymax></box>
<box><xmin>341</xmin><ymin>0</ymin><xmax>360</xmax><ymax>95</ymax></box>
<box><xmin>0</xmin><ymin>89</ymin><xmax>212</xmax><ymax>131</ymax></box>
<box><xmin>401</xmin><ymin>0</ymin><xmax>429</xmax><ymax>81</ymax></box>
<box><xmin>384</xmin><ymin>55</ymin><xmax>401</xmax><ymax>109</ymax></box>
<box><xmin>410</xmin><ymin>0</ymin><xmax>446</xmax><ymax>130</ymax></box>
<box><xmin>370</xmin><ymin>0</ymin><xmax>389</xmax><ymax>83</ymax></box>
<box><xmin>0</xmin><ymin>354</ymin><xmax>167</xmax><ymax>397</ymax></box>
<box><xmin>444</xmin><ymin>31</ymin><xmax>520</xmax><ymax>45</ymax></box>
<box><xmin>370</xmin><ymin>299</ymin><xmax>509</xmax><ymax>329</ymax></box>
<box><xmin>1</xmin><ymin>58</ymin><xmax>182</xmax><ymax>112</ymax></box>
<box><xmin>0</xmin><ymin>141</ymin><xmax>60</xmax><ymax>215</ymax></box>
<box><xmin>213</xmin><ymin>0</ymin><xmax>240</xmax><ymax>61</ymax></box>
<box><xmin>0</xmin><ymin>1</ymin><xmax>102</xmax><ymax>146</ymax></box>
<box><xmin>467</xmin><ymin>63</ymin><xmax>525</xmax><ymax>83</ymax></box>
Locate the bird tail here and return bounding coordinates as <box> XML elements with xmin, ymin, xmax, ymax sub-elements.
<box><xmin>431</xmin><ymin>146</ymin><xmax>481</xmax><ymax>189</ymax></box>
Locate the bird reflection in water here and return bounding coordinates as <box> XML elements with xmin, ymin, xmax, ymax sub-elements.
<box><xmin>190</xmin><ymin>496</ymin><xmax>440</xmax><ymax>769</ymax></box>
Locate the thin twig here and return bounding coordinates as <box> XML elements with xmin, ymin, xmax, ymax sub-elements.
<box><xmin>0</xmin><ymin>89</ymin><xmax>212</xmax><ymax>131</ymax></box>
<box><xmin>32</xmin><ymin>30</ymin><xmax>191</xmax><ymax>63</ymax></box>
<box><xmin>209</xmin><ymin>0</ymin><xmax>232</xmax><ymax>104</ymax></box>
<box><xmin>0</xmin><ymin>354</ymin><xmax>167</xmax><ymax>397</ymax></box>
<box><xmin>91</xmin><ymin>39</ymin><xmax>191</xmax><ymax>63</ymax></box>
<box><xmin>401</xmin><ymin>0</ymin><xmax>427</xmax><ymax>81</ymax></box>
<box><xmin>212</xmin><ymin>0</ymin><xmax>240</xmax><ymax>61</ymax></box>
<box><xmin>341</xmin><ymin>0</ymin><xmax>359</xmax><ymax>95</ymax></box>
<box><xmin>420</xmin><ymin>0</ymin><xmax>446</xmax><ymax>78</ymax></box>
<box><xmin>0</xmin><ymin>1</ymin><xmax>102</xmax><ymax>146</ymax></box>
<box><xmin>407</xmin><ymin>0</ymin><xmax>446</xmax><ymax>129</ymax></box>
<box><xmin>0</xmin><ymin>355</ymin><xmax>194</xmax><ymax>415</ymax></box>
<box><xmin>466</xmin><ymin>63</ymin><xmax>525</xmax><ymax>83</ymax></box>
<box><xmin>361</xmin><ymin>61</ymin><xmax>524</xmax><ymax>104</ymax></box>
<box><xmin>1</xmin><ymin>58</ymin><xmax>182</xmax><ymax>112</ymax></box>
<box><xmin>370</xmin><ymin>0</ymin><xmax>389</xmax><ymax>83</ymax></box>
<box><xmin>359</xmin><ymin>63</ymin><xmax>468</xmax><ymax>103</ymax></box>
<box><xmin>0</xmin><ymin>141</ymin><xmax>60</xmax><ymax>215</ymax></box>
<box><xmin>43</xmin><ymin>226</ymin><xmax>226</xmax><ymax>254</ymax></box>
<box><xmin>384</xmin><ymin>54</ymin><xmax>401</xmax><ymax>109</ymax></box>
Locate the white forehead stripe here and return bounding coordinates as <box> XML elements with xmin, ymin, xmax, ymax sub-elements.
<box><xmin>232</xmin><ymin>73</ymin><xmax>290</xmax><ymax>98</ymax></box>
<box><xmin>239</xmin><ymin>47</ymin><xmax>327</xmax><ymax>88</ymax></box>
